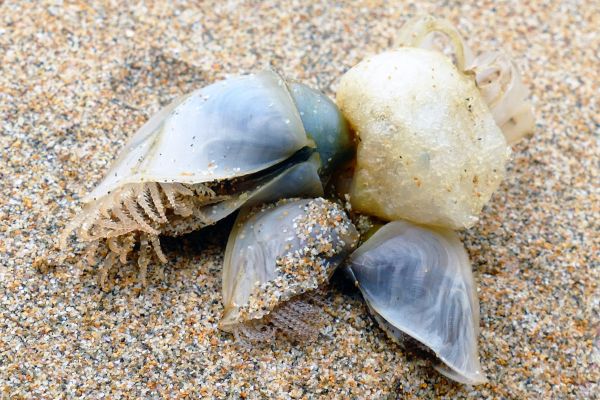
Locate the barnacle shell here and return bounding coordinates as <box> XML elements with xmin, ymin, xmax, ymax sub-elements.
<box><xmin>89</xmin><ymin>71</ymin><xmax>309</xmax><ymax>201</ymax></box>
<box><xmin>88</xmin><ymin>70</ymin><xmax>352</xmax><ymax>201</ymax></box>
<box><xmin>220</xmin><ymin>198</ymin><xmax>359</xmax><ymax>340</ymax></box>
<box><xmin>60</xmin><ymin>70</ymin><xmax>353</xmax><ymax>286</ymax></box>
<box><xmin>336</xmin><ymin>16</ymin><xmax>533</xmax><ymax>229</ymax></box>
<box><xmin>347</xmin><ymin>221</ymin><xmax>486</xmax><ymax>384</ymax></box>
<box><xmin>288</xmin><ymin>82</ymin><xmax>354</xmax><ymax>179</ymax></box>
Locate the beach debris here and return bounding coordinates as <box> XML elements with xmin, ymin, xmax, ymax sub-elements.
<box><xmin>55</xmin><ymin>15</ymin><xmax>538</xmax><ymax>386</ymax></box>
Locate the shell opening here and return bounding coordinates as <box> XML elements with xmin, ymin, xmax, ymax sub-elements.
<box><xmin>398</xmin><ymin>15</ymin><xmax>534</xmax><ymax>143</ymax></box>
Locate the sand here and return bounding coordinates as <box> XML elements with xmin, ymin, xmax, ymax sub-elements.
<box><xmin>1</xmin><ymin>0</ymin><xmax>598</xmax><ymax>398</ymax></box>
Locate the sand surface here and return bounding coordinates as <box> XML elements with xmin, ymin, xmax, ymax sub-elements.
<box><xmin>1</xmin><ymin>1</ymin><xmax>598</xmax><ymax>398</ymax></box>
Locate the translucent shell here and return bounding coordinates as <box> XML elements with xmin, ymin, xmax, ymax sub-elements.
<box><xmin>336</xmin><ymin>15</ymin><xmax>534</xmax><ymax>229</ymax></box>
<box><xmin>87</xmin><ymin>71</ymin><xmax>312</xmax><ymax>202</ymax></box>
<box><xmin>185</xmin><ymin>153</ymin><xmax>324</xmax><ymax>229</ymax></box>
<box><xmin>347</xmin><ymin>221</ymin><xmax>486</xmax><ymax>385</ymax></box>
<box><xmin>220</xmin><ymin>198</ymin><xmax>359</xmax><ymax>339</ymax></box>
<box><xmin>59</xmin><ymin>70</ymin><xmax>354</xmax><ymax>286</ymax></box>
<box><xmin>288</xmin><ymin>83</ymin><xmax>354</xmax><ymax>179</ymax></box>
<box><xmin>337</xmin><ymin>48</ymin><xmax>509</xmax><ymax>229</ymax></box>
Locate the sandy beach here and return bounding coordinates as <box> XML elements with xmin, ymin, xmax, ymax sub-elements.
<box><xmin>1</xmin><ymin>1</ymin><xmax>598</xmax><ymax>398</ymax></box>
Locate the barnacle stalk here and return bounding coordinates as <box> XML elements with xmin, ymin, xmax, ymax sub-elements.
<box><xmin>398</xmin><ymin>15</ymin><xmax>534</xmax><ymax>143</ymax></box>
<box><xmin>397</xmin><ymin>15</ymin><xmax>474</xmax><ymax>71</ymax></box>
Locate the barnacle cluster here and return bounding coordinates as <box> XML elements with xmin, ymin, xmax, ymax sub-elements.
<box><xmin>59</xmin><ymin>15</ymin><xmax>535</xmax><ymax>384</ymax></box>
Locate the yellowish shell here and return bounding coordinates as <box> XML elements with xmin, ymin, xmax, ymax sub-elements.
<box><xmin>337</xmin><ymin>49</ymin><xmax>510</xmax><ymax>229</ymax></box>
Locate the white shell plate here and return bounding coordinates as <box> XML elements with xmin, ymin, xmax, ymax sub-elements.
<box><xmin>86</xmin><ymin>71</ymin><xmax>311</xmax><ymax>202</ymax></box>
<box><xmin>348</xmin><ymin>221</ymin><xmax>486</xmax><ymax>384</ymax></box>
